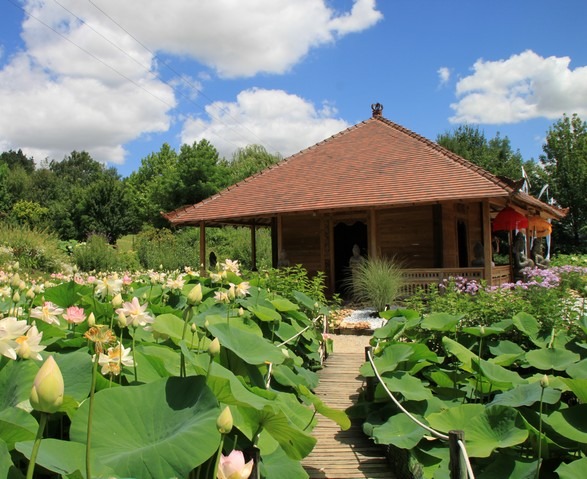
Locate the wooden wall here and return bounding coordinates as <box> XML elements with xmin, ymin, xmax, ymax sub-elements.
<box><xmin>280</xmin><ymin>214</ymin><xmax>323</xmax><ymax>275</ymax></box>
<box><xmin>442</xmin><ymin>201</ymin><xmax>484</xmax><ymax>268</ymax></box>
<box><xmin>376</xmin><ymin>206</ymin><xmax>435</xmax><ymax>268</ymax></box>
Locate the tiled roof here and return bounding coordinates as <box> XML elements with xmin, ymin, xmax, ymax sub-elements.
<box><xmin>164</xmin><ymin>115</ymin><xmax>562</xmax><ymax>225</ymax></box>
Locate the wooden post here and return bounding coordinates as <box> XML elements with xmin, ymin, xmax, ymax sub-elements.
<box><xmin>199</xmin><ymin>221</ymin><xmax>206</xmax><ymax>276</ymax></box>
<box><xmin>449</xmin><ymin>430</ymin><xmax>467</xmax><ymax>479</ymax></box>
<box><xmin>364</xmin><ymin>346</ymin><xmax>375</xmax><ymax>402</ymax></box>
<box><xmin>250</xmin><ymin>223</ymin><xmax>257</xmax><ymax>271</ymax></box>
<box><xmin>482</xmin><ymin>200</ymin><xmax>493</xmax><ymax>283</ymax></box>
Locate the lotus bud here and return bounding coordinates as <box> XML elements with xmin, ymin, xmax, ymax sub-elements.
<box><xmin>208</xmin><ymin>337</ymin><xmax>221</xmax><ymax>357</ymax></box>
<box><xmin>217</xmin><ymin>406</ymin><xmax>233</xmax><ymax>434</ymax></box>
<box><xmin>88</xmin><ymin>312</ymin><xmax>96</xmax><ymax>327</ymax></box>
<box><xmin>19</xmin><ymin>280</ymin><xmax>26</xmax><ymax>291</ymax></box>
<box><xmin>10</xmin><ymin>273</ymin><xmax>20</xmax><ymax>289</ymax></box>
<box><xmin>26</xmin><ymin>288</ymin><xmax>35</xmax><ymax>300</ymax></box>
<box><xmin>191</xmin><ymin>323</ymin><xmax>197</xmax><ymax>333</ymax></box>
<box><xmin>479</xmin><ymin>325</ymin><xmax>485</xmax><ymax>336</ymax></box>
<box><xmin>12</xmin><ymin>291</ymin><xmax>20</xmax><ymax>303</ymax></box>
<box><xmin>187</xmin><ymin>283</ymin><xmax>203</xmax><ymax>305</ymax></box>
<box><xmin>540</xmin><ymin>374</ymin><xmax>549</xmax><ymax>388</ymax></box>
<box><xmin>112</xmin><ymin>293</ymin><xmax>123</xmax><ymax>308</ymax></box>
<box><xmin>238</xmin><ymin>307</ymin><xmax>244</xmax><ymax>317</ymax></box>
<box><xmin>227</xmin><ymin>284</ymin><xmax>236</xmax><ymax>301</ymax></box>
<box><xmin>117</xmin><ymin>311</ymin><xmax>127</xmax><ymax>328</ymax></box>
<box><xmin>13</xmin><ymin>261</ymin><xmax>20</xmax><ymax>271</ymax></box>
<box><xmin>30</xmin><ymin>356</ymin><xmax>64</xmax><ymax>413</ymax></box>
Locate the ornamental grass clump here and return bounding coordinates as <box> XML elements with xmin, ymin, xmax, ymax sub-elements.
<box><xmin>346</xmin><ymin>256</ymin><xmax>404</xmax><ymax>312</ymax></box>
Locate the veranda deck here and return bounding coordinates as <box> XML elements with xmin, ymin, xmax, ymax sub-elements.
<box><xmin>302</xmin><ymin>346</ymin><xmax>396</xmax><ymax>479</ymax></box>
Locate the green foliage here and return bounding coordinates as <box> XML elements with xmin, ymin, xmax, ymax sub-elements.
<box><xmin>135</xmin><ymin>227</ymin><xmax>200</xmax><ymax>271</ymax></box>
<box><xmin>206</xmin><ymin>227</ymin><xmax>272</xmax><ymax>271</ymax></box>
<box><xmin>255</xmin><ymin>265</ymin><xmax>336</xmax><ymax>310</ymax></box>
<box><xmin>10</xmin><ymin>200</ymin><xmax>49</xmax><ymax>228</ymax></box>
<box><xmin>358</xmin><ymin>304</ymin><xmax>587</xmax><ymax>477</ymax></box>
<box><xmin>72</xmin><ymin>234</ymin><xmax>118</xmax><ymax>272</ymax></box>
<box><xmin>223</xmin><ymin>144</ymin><xmax>282</xmax><ymax>184</ymax></box>
<box><xmin>541</xmin><ymin>114</ymin><xmax>587</xmax><ymax>252</ymax></box>
<box><xmin>437</xmin><ymin>125</ymin><xmax>533</xmax><ymax>181</ymax></box>
<box><xmin>345</xmin><ymin>256</ymin><xmax>404</xmax><ymax>311</ymax></box>
<box><xmin>0</xmin><ymin>223</ymin><xmax>67</xmax><ymax>272</ymax></box>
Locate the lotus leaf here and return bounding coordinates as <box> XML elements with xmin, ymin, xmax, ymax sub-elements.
<box><xmin>0</xmin><ymin>407</ymin><xmax>38</xmax><ymax>449</ymax></box>
<box><xmin>560</xmin><ymin>378</ymin><xmax>587</xmax><ymax>402</ymax></box>
<box><xmin>524</xmin><ymin>348</ymin><xmax>580</xmax><ymax>371</ymax></box>
<box><xmin>426</xmin><ymin>404</ymin><xmax>528</xmax><ymax>457</ymax></box>
<box><xmin>421</xmin><ymin>312</ymin><xmax>462</xmax><ymax>332</ymax></box>
<box><xmin>488</xmin><ymin>382</ymin><xmax>561</xmax><ymax>407</ymax></box>
<box><xmin>69</xmin><ymin>376</ymin><xmax>221</xmax><ymax>478</ymax></box>
<box><xmin>555</xmin><ymin>456</ymin><xmax>587</xmax><ymax>479</ymax></box>
<box><xmin>381</xmin><ymin>372</ymin><xmax>434</xmax><ymax>401</ymax></box>
<box><xmin>208</xmin><ymin>322</ymin><xmax>285</xmax><ymax>365</ymax></box>
<box><xmin>543</xmin><ymin>404</ymin><xmax>587</xmax><ymax>444</ymax></box>
<box><xmin>371</xmin><ymin>412</ymin><xmax>427</xmax><ymax>449</ymax></box>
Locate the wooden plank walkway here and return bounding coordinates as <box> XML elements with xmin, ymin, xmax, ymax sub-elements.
<box><xmin>303</xmin><ymin>346</ymin><xmax>396</xmax><ymax>478</ymax></box>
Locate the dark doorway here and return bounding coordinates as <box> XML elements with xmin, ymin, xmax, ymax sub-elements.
<box><xmin>333</xmin><ymin>221</ymin><xmax>368</xmax><ymax>296</ymax></box>
<box><xmin>457</xmin><ymin>220</ymin><xmax>468</xmax><ymax>267</ymax></box>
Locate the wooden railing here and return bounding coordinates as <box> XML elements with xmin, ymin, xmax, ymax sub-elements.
<box><xmin>399</xmin><ymin>268</ymin><xmax>484</xmax><ymax>296</ymax></box>
<box><xmin>399</xmin><ymin>265</ymin><xmax>512</xmax><ymax>296</ymax></box>
<box><xmin>490</xmin><ymin>265</ymin><xmax>511</xmax><ymax>286</ymax></box>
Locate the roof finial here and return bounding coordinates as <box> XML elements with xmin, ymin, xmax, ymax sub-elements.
<box><xmin>371</xmin><ymin>103</ymin><xmax>383</xmax><ymax>118</ymax></box>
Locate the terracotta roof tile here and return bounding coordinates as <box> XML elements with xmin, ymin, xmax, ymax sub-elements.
<box><xmin>165</xmin><ymin>115</ymin><xmax>562</xmax><ymax>225</ymax></box>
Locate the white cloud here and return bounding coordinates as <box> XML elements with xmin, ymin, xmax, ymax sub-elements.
<box><xmin>437</xmin><ymin>67</ymin><xmax>450</xmax><ymax>86</ymax></box>
<box><xmin>450</xmin><ymin>50</ymin><xmax>587</xmax><ymax>124</ymax></box>
<box><xmin>0</xmin><ymin>0</ymin><xmax>380</xmax><ymax>166</ymax></box>
<box><xmin>180</xmin><ymin>88</ymin><xmax>350</xmax><ymax>159</ymax></box>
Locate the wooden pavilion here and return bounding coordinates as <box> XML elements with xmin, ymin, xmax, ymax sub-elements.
<box><xmin>164</xmin><ymin>104</ymin><xmax>566</xmax><ymax>296</ymax></box>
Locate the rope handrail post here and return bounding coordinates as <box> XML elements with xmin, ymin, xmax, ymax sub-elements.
<box><xmin>364</xmin><ymin>346</ymin><xmax>375</xmax><ymax>401</ymax></box>
<box><xmin>449</xmin><ymin>430</ymin><xmax>467</xmax><ymax>479</ymax></box>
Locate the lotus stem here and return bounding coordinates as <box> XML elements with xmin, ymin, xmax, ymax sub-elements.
<box><xmin>86</xmin><ymin>353</ymin><xmax>99</xmax><ymax>479</ymax></box>
<box><xmin>26</xmin><ymin>412</ymin><xmax>48</xmax><ymax>479</ymax></box>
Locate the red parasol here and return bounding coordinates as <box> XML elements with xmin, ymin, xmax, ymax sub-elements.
<box><xmin>492</xmin><ymin>207</ymin><xmax>528</xmax><ymax>232</ymax></box>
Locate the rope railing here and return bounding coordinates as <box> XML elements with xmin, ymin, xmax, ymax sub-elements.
<box><xmin>265</xmin><ymin>314</ymin><xmax>327</xmax><ymax>389</ymax></box>
<box><xmin>365</xmin><ymin>346</ymin><xmax>475</xmax><ymax>479</ymax></box>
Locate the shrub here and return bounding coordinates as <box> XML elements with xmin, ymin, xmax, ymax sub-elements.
<box><xmin>0</xmin><ymin>223</ymin><xmax>67</xmax><ymax>272</ymax></box>
<box><xmin>135</xmin><ymin>227</ymin><xmax>199</xmax><ymax>271</ymax></box>
<box><xmin>73</xmin><ymin>234</ymin><xmax>118</xmax><ymax>272</ymax></box>
<box><xmin>344</xmin><ymin>256</ymin><xmax>404</xmax><ymax>311</ymax></box>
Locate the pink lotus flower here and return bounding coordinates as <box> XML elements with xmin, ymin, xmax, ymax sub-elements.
<box><xmin>217</xmin><ymin>450</ymin><xmax>253</xmax><ymax>479</ymax></box>
<box><xmin>63</xmin><ymin>306</ymin><xmax>86</xmax><ymax>325</ymax></box>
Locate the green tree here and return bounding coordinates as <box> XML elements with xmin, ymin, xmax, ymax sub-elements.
<box><xmin>165</xmin><ymin>139</ymin><xmax>227</xmax><ymax>209</ymax></box>
<box><xmin>78</xmin><ymin>175</ymin><xmax>140</xmax><ymax>242</ymax></box>
<box><xmin>0</xmin><ymin>149</ymin><xmax>35</xmax><ymax>173</ymax></box>
<box><xmin>125</xmin><ymin>143</ymin><xmax>179</xmax><ymax>227</ymax></box>
<box><xmin>437</xmin><ymin>125</ymin><xmax>533</xmax><ymax>183</ymax></box>
<box><xmin>222</xmin><ymin>144</ymin><xmax>282</xmax><ymax>185</ymax></box>
<box><xmin>540</xmin><ymin>114</ymin><xmax>587</xmax><ymax>251</ymax></box>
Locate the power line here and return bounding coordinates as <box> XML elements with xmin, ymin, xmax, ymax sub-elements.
<box><xmin>86</xmin><ymin>0</ymin><xmax>281</xmax><ymax>154</ymax></box>
<box><xmin>6</xmin><ymin>0</ymin><xmax>279</xmax><ymax>157</ymax></box>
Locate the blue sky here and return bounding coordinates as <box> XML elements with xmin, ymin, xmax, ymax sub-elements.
<box><xmin>1</xmin><ymin>0</ymin><xmax>586</xmax><ymax>178</ymax></box>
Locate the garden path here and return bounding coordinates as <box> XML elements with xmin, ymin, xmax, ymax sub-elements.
<box><xmin>302</xmin><ymin>333</ymin><xmax>396</xmax><ymax>478</ymax></box>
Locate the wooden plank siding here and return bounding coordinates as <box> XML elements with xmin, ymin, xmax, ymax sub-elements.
<box><xmin>376</xmin><ymin>206</ymin><xmax>435</xmax><ymax>268</ymax></box>
<box><xmin>281</xmin><ymin>214</ymin><xmax>323</xmax><ymax>275</ymax></box>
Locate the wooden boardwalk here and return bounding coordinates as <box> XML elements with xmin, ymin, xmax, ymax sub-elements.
<box><xmin>302</xmin><ymin>346</ymin><xmax>396</xmax><ymax>478</ymax></box>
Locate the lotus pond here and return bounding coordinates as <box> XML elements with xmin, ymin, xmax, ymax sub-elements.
<box><xmin>0</xmin><ymin>262</ymin><xmax>347</xmax><ymax>479</ymax></box>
